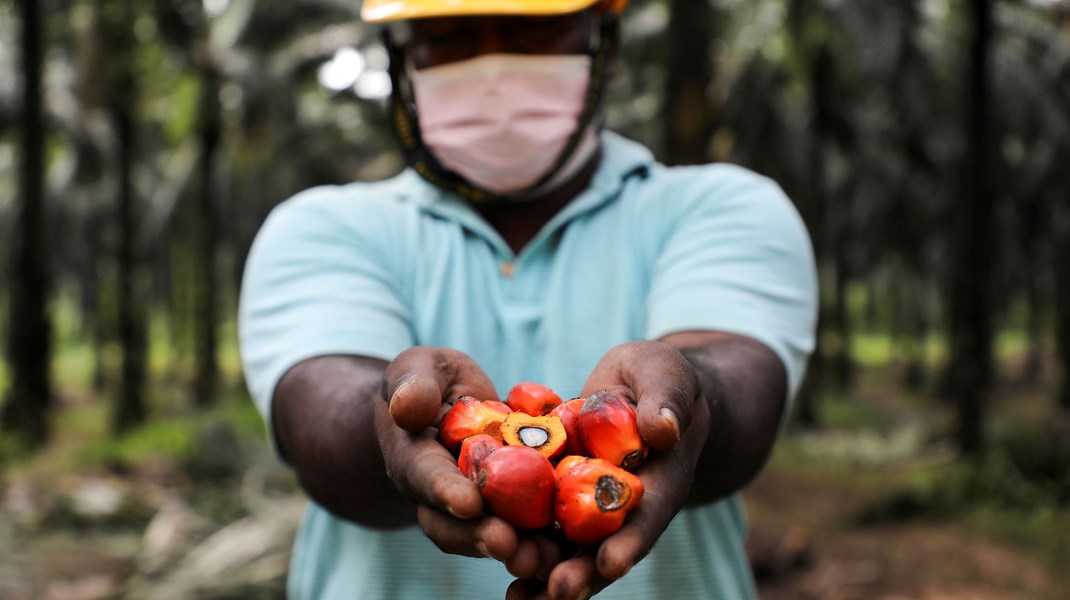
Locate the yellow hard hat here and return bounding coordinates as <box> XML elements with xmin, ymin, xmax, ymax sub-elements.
<box><xmin>361</xmin><ymin>0</ymin><xmax>627</xmax><ymax>23</ymax></box>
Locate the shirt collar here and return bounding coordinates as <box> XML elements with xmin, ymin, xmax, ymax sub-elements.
<box><xmin>403</xmin><ymin>131</ymin><xmax>656</xmax><ymax>259</ymax></box>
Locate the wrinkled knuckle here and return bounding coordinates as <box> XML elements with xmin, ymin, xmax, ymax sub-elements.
<box><xmin>430</xmin><ymin>469</ymin><xmax>456</xmax><ymax>504</ymax></box>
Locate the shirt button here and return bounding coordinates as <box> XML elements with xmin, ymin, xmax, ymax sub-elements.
<box><xmin>500</xmin><ymin>261</ymin><xmax>516</xmax><ymax>278</ymax></box>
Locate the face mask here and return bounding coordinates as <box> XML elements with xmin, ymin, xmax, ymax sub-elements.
<box><xmin>410</xmin><ymin>53</ymin><xmax>596</xmax><ymax>198</ymax></box>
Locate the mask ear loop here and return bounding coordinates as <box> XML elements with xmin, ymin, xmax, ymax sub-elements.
<box><xmin>524</xmin><ymin>12</ymin><xmax>618</xmax><ymax>192</ymax></box>
<box><xmin>383</xmin><ymin>13</ymin><xmax>618</xmax><ymax>204</ymax></box>
<box><xmin>383</xmin><ymin>27</ymin><xmax>496</xmax><ymax>203</ymax></box>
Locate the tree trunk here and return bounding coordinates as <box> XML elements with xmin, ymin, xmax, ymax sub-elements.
<box><xmin>1019</xmin><ymin>193</ymin><xmax>1045</xmax><ymax>384</ymax></box>
<box><xmin>85</xmin><ymin>211</ymin><xmax>108</xmax><ymax>392</ymax></box>
<box><xmin>811</xmin><ymin>37</ymin><xmax>851</xmax><ymax>393</ymax></box>
<box><xmin>786</xmin><ymin>0</ymin><xmax>829</xmax><ymax>426</ymax></box>
<box><xmin>904</xmin><ymin>276</ymin><xmax>929</xmax><ymax>392</ymax></box>
<box><xmin>105</xmin><ymin>0</ymin><xmax>147</xmax><ymax>433</ymax></box>
<box><xmin>2</xmin><ymin>0</ymin><xmax>53</xmax><ymax>448</ymax></box>
<box><xmin>947</xmin><ymin>0</ymin><xmax>995</xmax><ymax>457</ymax></box>
<box><xmin>193</xmin><ymin>52</ymin><xmax>221</xmax><ymax>407</ymax></box>
<box><xmin>1056</xmin><ymin>198</ymin><xmax>1070</xmax><ymax>413</ymax></box>
<box><xmin>664</xmin><ymin>0</ymin><xmax>716</xmax><ymax>165</ymax></box>
<box><xmin>114</xmin><ymin>104</ymin><xmax>147</xmax><ymax>433</ymax></box>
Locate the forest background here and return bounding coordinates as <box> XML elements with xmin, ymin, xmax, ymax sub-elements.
<box><xmin>1</xmin><ymin>0</ymin><xmax>1069</xmax><ymax>598</ymax></box>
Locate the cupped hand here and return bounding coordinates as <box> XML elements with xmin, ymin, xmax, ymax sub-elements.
<box><xmin>509</xmin><ymin>341</ymin><xmax>712</xmax><ymax>600</ymax></box>
<box><xmin>376</xmin><ymin>347</ymin><xmax>563</xmax><ymax>574</ymax></box>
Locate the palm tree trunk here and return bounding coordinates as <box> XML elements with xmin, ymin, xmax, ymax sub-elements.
<box><xmin>105</xmin><ymin>0</ymin><xmax>146</xmax><ymax>433</ymax></box>
<box><xmin>193</xmin><ymin>53</ymin><xmax>221</xmax><ymax>407</ymax></box>
<box><xmin>948</xmin><ymin>0</ymin><xmax>995</xmax><ymax>457</ymax></box>
<box><xmin>1055</xmin><ymin>199</ymin><xmax>1070</xmax><ymax>412</ymax></box>
<box><xmin>2</xmin><ymin>0</ymin><xmax>53</xmax><ymax>448</ymax></box>
<box><xmin>664</xmin><ymin>0</ymin><xmax>716</xmax><ymax>165</ymax></box>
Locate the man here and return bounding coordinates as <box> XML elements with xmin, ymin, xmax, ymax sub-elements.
<box><xmin>238</xmin><ymin>0</ymin><xmax>818</xmax><ymax>598</ymax></box>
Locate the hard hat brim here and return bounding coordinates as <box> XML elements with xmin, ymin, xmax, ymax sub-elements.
<box><xmin>361</xmin><ymin>0</ymin><xmax>606</xmax><ymax>23</ymax></box>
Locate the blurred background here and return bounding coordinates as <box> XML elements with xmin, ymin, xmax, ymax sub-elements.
<box><xmin>1</xmin><ymin>0</ymin><xmax>1069</xmax><ymax>598</ymax></box>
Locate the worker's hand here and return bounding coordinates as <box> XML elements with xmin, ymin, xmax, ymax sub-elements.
<box><xmin>376</xmin><ymin>346</ymin><xmax>561</xmax><ymax>577</ymax></box>
<box><xmin>508</xmin><ymin>341</ymin><xmax>711</xmax><ymax>600</ymax></box>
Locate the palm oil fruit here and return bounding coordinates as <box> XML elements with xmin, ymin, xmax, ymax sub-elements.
<box><xmin>500</xmin><ymin>412</ymin><xmax>567</xmax><ymax>459</ymax></box>
<box><xmin>549</xmin><ymin>398</ymin><xmax>587</xmax><ymax>456</ymax></box>
<box><xmin>457</xmin><ymin>434</ymin><xmax>503</xmax><ymax>480</ymax></box>
<box><xmin>438</xmin><ymin>396</ymin><xmax>512</xmax><ymax>452</ymax></box>
<box><xmin>578</xmin><ymin>390</ymin><xmax>648</xmax><ymax>472</ymax></box>
<box><xmin>554</xmin><ymin>457</ymin><xmax>645</xmax><ymax>546</ymax></box>
<box><xmin>477</xmin><ymin>446</ymin><xmax>556</xmax><ymax>530</ymax></box>
<box><xmin>505</xmin><ymin>382</ymin><xmax>563</xmax><ymax>416</ymax></box>
<box><xmin>553</xmin><ymin>454</ymin><xmax>587</xmax><ymax>480</ymax></box>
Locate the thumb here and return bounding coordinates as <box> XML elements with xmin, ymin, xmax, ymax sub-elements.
<box><xmin>386</xmin><ymin>374</ymin><xmax>446</xmax><ymax>433</ymax></box>
<box><xmin>629</xmin><ymin>351</ymin><xmax>701</xmax><ymax>453</ymax></box>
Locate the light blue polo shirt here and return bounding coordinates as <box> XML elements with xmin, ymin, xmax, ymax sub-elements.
<box><xmin>239</xmin><ymin>131</ymin><xmax>818</xmax><ymax>599</ymax></box>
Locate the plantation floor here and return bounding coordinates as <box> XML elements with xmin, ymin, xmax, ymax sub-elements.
<box><xmin>745</xmin><ymin>461</ymin><xmax>1065</xmax><ymax>600</ymax></box>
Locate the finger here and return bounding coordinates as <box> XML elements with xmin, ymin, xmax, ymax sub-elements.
<box><xmin>628</xmin><ymin>350</ymin><xmax>699</xmax><ymax>453</ymax></box>
<box><xmin>546</xmin><ymin>553</ymin><xmax>599</xmax><ymax>600</ymax></box>
<box><xmin>388</xmin><ymin>375</ymin><xmax>446</xmax><ymax>432</ymax></box>
<box><xmin>506</xmin><ymin>578</ymin><xmax>549</xmax><ymax>600</ymax></box>
<box><xmin>506</xmin><ymin>532</ymin><xmax>568</xmax><ymax>580</ymax></box>
<box><xmin>476</xmin><ymin>516</ymin><xmax>520</xmax><ymax>561</ymax></box>
<box><xmin>384</xmin><ymin>347</ymin><xmax>500</xmax><ymax>432</ymax></box>
<box><xmin>582</xmin><ymin>343</ymin><xmax>699</xmax><ymax>453</ymax></box>
<box><xmin>413</xmin><ymin>447</ymin><xmax>483</xmax><ymax>518</ymax></box>
<box><xmin>505</xmin><ymin>537</ymin><xmax>541</xmax><ymax>578</ymax></box>
<box><xmin>416</xmin><ymin>506</ymin><xmax>518</xmax><ymax>559</ymax></box>
<box><xmin>595</xmin><ymin>525</ymin><xmax>647</xmax><ymax>580</ymax></box>
<box><xmin>535</xmin><ymin>535</ymin><xmax>565</xmax><ymax>581</ymax></box>
<box><xmin>595</xmin><ymin>462</ymin><xmax>689</xmax><ymax>580</ymax></box>
<box><xmin>377</xmin><ymin>401</ymin><xmax>483</xmax><ymax>518</ymax></box>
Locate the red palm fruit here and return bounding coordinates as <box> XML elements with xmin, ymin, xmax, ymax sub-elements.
<box><xmin>477</xmin><ymin>446</ymin><xmax>556</xmax><ymax>530</ymax></box>
<box><xmin>457</xmin><ymin>434</ymin><xmax>504</xmax><ymax>480</ymax></box>
<box><xmin>549</xmin><ymin>398</ymin><xmax>587</xmax><ymax>456</ymax></box>
<box><xmin>554</xmin><ymin>457</ymin><xmax>645</xmax><ymax>546</ymax></box>
<box><xmin>578</xmin><ymin>390</ymin><xmax>648</xmax><ymax>472</ymax></box>
<box><xmin>553</xmin><ymin>455</ymin><xmax>587</xmax><ymax>481</ymax></box>
<box><xmin>499</xmin><ymin>412</ymin><xmax>567</xmax><ymax>459</ymax></box>
<box><xmin>438</xmin><ymin>396</ymin><xmax>512</xmax><ymax>453</ymax></box>
<box><xmin>505</xmin><ymin>382</ymin><xmax>563</xmax><ymax>416</ymax></box>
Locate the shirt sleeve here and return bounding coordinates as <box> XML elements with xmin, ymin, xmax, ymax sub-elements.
<box><xmin>238</xmin><ymin>187</ymin><xmax>414</xmax><ymax>451</ymax></box>
<box><xmin>646</xmin><ymin>165</ymin><xmax>818</xmax><ymax>409</ymax></box>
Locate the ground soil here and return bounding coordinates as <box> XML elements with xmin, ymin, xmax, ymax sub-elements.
<box><xmin>745</xmin><ymin>463</ymin><xmax>1064</xmax><ymax>600</ymax></box>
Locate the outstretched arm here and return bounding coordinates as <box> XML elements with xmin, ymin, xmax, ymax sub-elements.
<box><xmin>272</xmin><ymin>354</ymin><xmax>408</xmax><ymax>528</ymax></box>
<box><xmin>670</xmin><ymin>330</ymin><xmax>786</xmax><ymax>505</ymax></box>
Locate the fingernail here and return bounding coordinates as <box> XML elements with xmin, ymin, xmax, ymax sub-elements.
<box><xmin>390</xmin><ymin>380</ymin><xmax>413</xmax><ymax>404</ymax></box>
<box><xmin>660</xmin><ymin>407</ymin><xmax>680</xmax><ymax>441</ymax></box>
<box><xmin>475</xmin><ymin>541</ymin><xmax>493</xmax><ymax>559</ymax></box>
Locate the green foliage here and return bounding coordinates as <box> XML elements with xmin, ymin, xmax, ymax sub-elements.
<box><xmin>50</xmin><ymin>291</ymin><xmax>98</xmax><ymax>390</ymax></box>
<box><xmin>81</xmin><ymin>399</ymin><xmax>267</xmax><ymax>472</ymax></box>
<box><xmin>1</xmin><ymin>392</ymin><xmax>266</xmax><ymax>480</ymax></box>
<box><xmin>965</xmin><ymin>503</ymin><xmax>1070</xmax><ymax>571</ymax></box>
<box><xmin>85</xmin><ymin>417</ymin><xmax>196</xmax><ymax>467</ymax></box>
<box><xmin>856</xmin><ymin>437</ymin><xmax>1070</xmax><ymax>568</ymax></box>
<box><xmin>864</xmin><ymin>453</ymin><xmax>1055</xmax><ymax>520</ymax></box>
<box><xmin>814</xmin><ymin>392</ymin><xmax>889</xmax><ymax>432</ymax></box>
<box><xmin>160</xmin><ymin>75</ymin><xmax>201</xmax><ymax>145</ymax></box>
<box><xmin>0</xmin><ymin>362</ymin><xmax>8</xmax><ymax>398</ymax></box>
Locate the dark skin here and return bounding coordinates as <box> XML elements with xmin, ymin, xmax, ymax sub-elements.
<box><xmin>271</xmin><ymin>11</ymin><xmax>789</xmax><ymax>600</ymax></box>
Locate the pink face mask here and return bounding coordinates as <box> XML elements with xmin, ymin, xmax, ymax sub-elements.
<box><xmin>410</xmin><ymin>53</ymin><xmax>595</xmax><ymax>197</ymax></box>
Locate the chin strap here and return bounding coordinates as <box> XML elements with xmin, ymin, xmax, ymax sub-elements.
<box><xmin>384</xmin><ymin>15</ymin><xmax>619</xmax><ymax>204</ymax></box>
